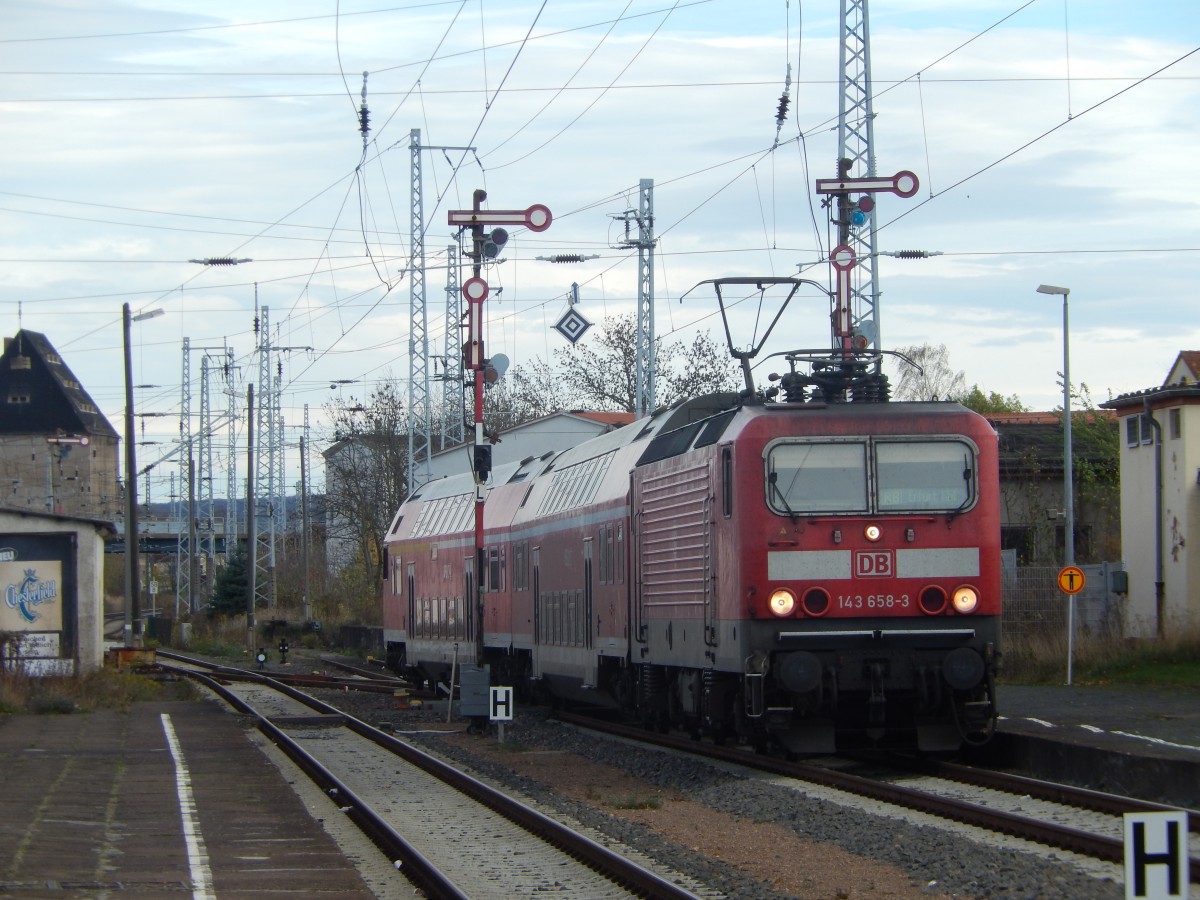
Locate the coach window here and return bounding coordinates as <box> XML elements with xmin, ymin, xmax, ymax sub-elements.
<box><xmin>766</xmin><ymin>441</ymin><xmax>868</xmax><ymax>514</ymax></box>
<box><xmin>875</xmin><ymin>440</ymin><xmax>974</xmax><ymax>512</ymax></box>
<box><xmin>513</xmin><ymin>541</ymin><xmax>528</xmax><ymax>591</ymax></box>
<box><xmin>487</xmin><ymin>546</ymin><xmax>504</xmax><ymax>591</ymax></box>
<box><xmin>597</xmin><ymin>525</ymin><xmax>610</xmax><ymax>584</ymax></box>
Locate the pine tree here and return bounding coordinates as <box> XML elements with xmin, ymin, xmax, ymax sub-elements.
<box><xmin>208</xmin><ymin>545</ymin><xmax>251</xmax><ymax>617</ymax></box>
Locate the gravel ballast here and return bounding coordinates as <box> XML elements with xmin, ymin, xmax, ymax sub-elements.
<box><xmin>312</xmin><ymin>684</ymin><xmax>1126</xmax><ymax>900</ymax></box>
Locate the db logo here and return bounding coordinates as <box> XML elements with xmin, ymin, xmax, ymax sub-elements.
<box><xmin>854</xmin><ymin>550</ymin><xmax>894</xmax><ymax>577</ymax></box>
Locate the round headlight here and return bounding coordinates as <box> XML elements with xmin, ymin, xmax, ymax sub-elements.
<box><xmin>768</xmin><ymin>588</ymin><xmax>797</xmax><ymax>617</ymax></box>
<box><xmin>951</xmin><ymin>585</ymin><xmax>979</xmax><ymax>614</ymax></box>
<box><xmin>864</xmin><ymin>523</ymin><xmax>882</xmax><ymax>542</ymax></box>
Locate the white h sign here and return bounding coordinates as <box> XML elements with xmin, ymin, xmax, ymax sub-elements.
<box><xmin>489</xmin><ymin>686</ymin><xmax>513</xmax><ymax>722</ymax></box>
<box><xmin>1124</xmin><ymin>811</ymin><xmax>1189</xmax><ymax>899</ymax></box>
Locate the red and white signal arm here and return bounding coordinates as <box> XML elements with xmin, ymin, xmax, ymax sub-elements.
<box><xmin>447</xmin><ymin>204</ymin><xmax>553</xmax><ymax>232</ymax></box>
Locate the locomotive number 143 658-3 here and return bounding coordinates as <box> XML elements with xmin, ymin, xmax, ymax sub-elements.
<box><xmin>837</xmin><ymin>594</ymin><xmax>911</xmax><ymax>609</ymax></box>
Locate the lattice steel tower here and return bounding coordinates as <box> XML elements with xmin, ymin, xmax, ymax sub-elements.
<box><xmin>838</xmin><ymin>0</ymin><xmax>883</xmax><ymax>349</ymax></box>
<box><xmin>441</xmin><ymin>244</ymin><xmax>464</xmax><ymax>449</ymax></box>
<box><xmin>613</xmin><ymin>179</ymin><xmax>656</xmax><ymax>418</ymax></box>
<box><xmin>254</xmin><ymin>305</ymin><xmax>277</xmax><ymax>609</ymax></box>
<box><xmin>407</xmin><ymin>128</ymin><xmax>433</xmax><ymax>492</ymax></box>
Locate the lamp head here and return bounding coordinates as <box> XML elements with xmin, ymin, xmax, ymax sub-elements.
<box><xmin>1036</xmin><ymin>284</ymin><xmax>1070</xmax><ymax>297</ymax></box>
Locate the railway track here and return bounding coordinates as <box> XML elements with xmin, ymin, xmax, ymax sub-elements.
<box><xmin>554</xmin><ymin>710</ymin><xmax>1200</xmax><ymax>883</ymax></box>
<box><xmin>160</xmin><ymin>653</ymin><xmax>710</xmax><ymax>900</ymax></box>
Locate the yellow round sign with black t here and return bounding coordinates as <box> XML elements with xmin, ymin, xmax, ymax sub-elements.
<box><xmin>1057</xmin><ymin>566</ymin><xmax>1086</xmax><ymax>595</ymax></box>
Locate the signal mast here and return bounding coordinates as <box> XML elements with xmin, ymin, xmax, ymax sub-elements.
<box><xmin>817</xmin><ymin>0</ymin><xmax>919</xmax><ymax>358</ymax></box>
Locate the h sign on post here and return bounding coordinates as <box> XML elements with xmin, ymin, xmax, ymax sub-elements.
<box><xmin>1123</xmin><ymin>811</ymin><xmax>1189</xmax><ymax>899</ymax></box>
<box><xmin>490</xmin><ymin>686</ymin><xmax>513</xmax><ymax>722</ymax></box>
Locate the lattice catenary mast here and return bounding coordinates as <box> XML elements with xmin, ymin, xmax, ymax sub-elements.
<box><xmin>836</xmin><ymin>0</ymin><xmax>881</xmax><ymax>349</ymax></box>
<box><xmin>612</xmin><ymin>179</ymin><xmax>656</xmax><ymax>418</ymax></box>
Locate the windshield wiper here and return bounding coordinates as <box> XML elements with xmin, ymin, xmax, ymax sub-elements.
<box><xmin>947</xmin><ymin>454</ymin><xmax>974</xmax><ymax>523</ymax></box>
<box><xmin>768</xmin><ymin>471</ymin><xmax>800</xmax><ymax>522</ymax></box>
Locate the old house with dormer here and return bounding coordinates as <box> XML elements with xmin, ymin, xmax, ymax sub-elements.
<box><xmin>0</xmin><ymin>330</ymin><xmax>121</xmax><ymax>522</ymax></box>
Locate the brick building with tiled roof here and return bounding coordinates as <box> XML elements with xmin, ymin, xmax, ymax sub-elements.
<box><xmin>986</xmin><ymin>410</ymin><xmax>1120</xmax><ymax>565</ymax></box>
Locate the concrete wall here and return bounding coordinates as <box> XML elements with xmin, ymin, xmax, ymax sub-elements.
<box><xmin>0</xmin><ymin>433</ymin><xmax>120</xmax><ymax>521</ymax></box>
<box><xmin>0</xmin><ymin>510</ymin><xmax>109</xmax><ymax>674</ymax></box>
<box><xmin>1117</xmin><ymin>401</ymin><xmax>1200</xmax><ymax>637</ymax></box>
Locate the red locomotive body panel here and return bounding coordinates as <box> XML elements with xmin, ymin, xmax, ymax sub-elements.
<box><xmin>384</xmin><ymin>392</ymin><xmax>1001</xmax><ymax>752</ymax></box>
<box><xmin>732</xmin><ymin>402</ymin><xmax>1001</xmax><ymax>625</ymax></box>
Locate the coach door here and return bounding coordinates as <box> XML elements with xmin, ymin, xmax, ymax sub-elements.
<box><xmin>582</xmin><ymin>538</ymin><xmax>594</xmax><ymax>649</ymax></box>
<box><xmin>406</xmin><ymin>562</ymin><xmax>415</xmax><ymax>638</ymax></box>
<box><xmin>583</xmin><ymin>537</ymin><xmax>597</xmax><ymax>686</ymax></box>
<box><xmin>531</xmin><ymin>547</ymin><xmax>542</xmax><ymax>677</ymax></box>
<box><xmin>464</xmin><ymin>556</ymin><xmax>474</xmax><ymax>643</ymax></box>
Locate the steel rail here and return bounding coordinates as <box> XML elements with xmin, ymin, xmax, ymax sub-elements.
<box><xmin>318</xmin><ymin>656</ymin><xmax>405</xmax><ymax>682</ymax></box>
<box><xmin>554</xmin><ymin>711</ymin><xmax>1200</xmax><ymax>882</ymax></box>
<box><xmin>917</xmin><ymin>756</ymin><xmax>1200</xmax><ymax>834</ymax></box>
<box><xmin>158</xmin><ymin>649</ymin><xmax>399</xmax><ymax>693</ymax></box>
<box><xmin>177</xmin><ymin>667</ymin><xmax>470</xmax><ymax>900</ymax></box>
<box><xmin>166</xmin><ymin>655</ymin><xmax>702</xmax><ymax>900</ymax></box>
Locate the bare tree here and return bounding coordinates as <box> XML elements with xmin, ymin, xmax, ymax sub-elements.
<box><xmin>890</xmin><ymin>343</ymin><xmax>966</xmax><ymax>401</ymax></box>
<box><xmin>484</xmin><ymin>358</ymin><xmax>576</xmax><ymax>431</ymax></box>
<box><xmin>662</xmin><ymin>328</ymin><xmax>740</xmax><ymax>404</ymax></box>
<box><xmin>498</xmin><ymin>314</ymin><xmax>738</xmax><ymax>420</ymax></box>
<box><xmin>321</xmin><ymin>379</ymin><xmax>410</xmax><ymax>580</ymax></box>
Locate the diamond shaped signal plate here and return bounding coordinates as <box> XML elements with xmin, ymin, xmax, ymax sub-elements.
<box><xmin>554</xmin><ymin>307</ymin><xmax>592</xmax><ymax>344</ymax></box>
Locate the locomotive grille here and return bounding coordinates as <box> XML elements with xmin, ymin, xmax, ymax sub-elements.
<box><xmin>637</xmin><ymin>463</ymin><xmax>712</xmax><ymax>614</ymax></box>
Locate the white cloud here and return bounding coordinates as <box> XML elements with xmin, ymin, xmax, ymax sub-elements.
<box><xmin>1</xmin><ymin>0</ymin><xmax>1196</xmax><ymax>496</ymax></box>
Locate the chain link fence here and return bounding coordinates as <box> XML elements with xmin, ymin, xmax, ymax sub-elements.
<box><xmin>1001</xmin><ymin>561</ymin><xmax>1125</xmax><ymax>643</ymax></box>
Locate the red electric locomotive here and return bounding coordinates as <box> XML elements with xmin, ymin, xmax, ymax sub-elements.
<box><xmin>383</xmin><ymin>278</ymin><xmax>1000</xmax><ymax>752</ymax></box>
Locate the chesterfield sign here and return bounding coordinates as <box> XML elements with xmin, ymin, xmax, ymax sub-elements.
<box><xmin>1</xmin><ymin>561</ymin><xmax>62</xmax><ymax>630</ymax></box>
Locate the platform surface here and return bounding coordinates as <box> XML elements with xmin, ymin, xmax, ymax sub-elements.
<box><xmin>992</xmin><ymin>682</ymin><xmax>1200</xmax><ymax>807</ymax></box>
<box><xmin>0</xmin><ymin>698</ymin><xmax>378</xmax><ymax>898</ymax></box>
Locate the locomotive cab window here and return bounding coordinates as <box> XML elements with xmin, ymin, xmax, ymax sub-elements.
<box><xmin>765</xmin><ymin>437</ymin><xmax>977</xmax><ymax>516</ymax></box>
<box><xmin>875</xmin><ymin>440</ymin><xmax>975</xmax><ymax>512</ymax></box>
<box><xmin>767</xmin><ymin>441</ymin><xmax>868</xmax><ymax>514</ymax></box>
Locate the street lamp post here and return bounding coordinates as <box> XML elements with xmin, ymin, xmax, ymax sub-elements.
<box><xmin>123</xmin><ymin>304</ymin><xmax>164</xmax><ymax>647</ymax></box>
<box><xmin>1037</xmin><ymin>283</ymin><xmax>1074</xmax><ymax>684</ymax></box>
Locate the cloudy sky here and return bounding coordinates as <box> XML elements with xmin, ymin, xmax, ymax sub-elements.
<box><xmin>2</xmin><ymin>0</ymin><xmax>1197</xmax><ymax>495</ymax></box>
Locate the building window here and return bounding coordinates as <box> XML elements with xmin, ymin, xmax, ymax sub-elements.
<box><xmin>1169</xmin><ymin>408</ymin><xmax>1181</xmax><ymax>440</ymax></box>
<box><xmin>1000</xmin><ymin>526</ymin><xmax>1034</xmax><ymax>566</ymax></box>
<box><xmin>1125</xmin><ymin>416</ymin><xmax>1138</xmax><ymax>447</ymax></box>
<box><xmin>1126</xmin><ymin>414</ymin><xmax>1155</xmax><ymax>447</ymax></box>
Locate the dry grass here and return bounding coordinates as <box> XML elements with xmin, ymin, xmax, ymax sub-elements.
<box><xmin>182</xmin><ymin>613</ymin><xmax>256</xmax><ymax>658</ymax></box>
<box><xmin>1001</xmin><ymin>622</ymin><xmax>1200</xmax><ymax>686</ymax></box>
<box><xmin>0</xmin><ymin>667</ymin><xmax>195</xmax><ymax>715</ymax></box>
